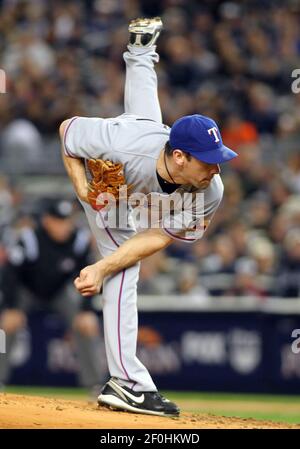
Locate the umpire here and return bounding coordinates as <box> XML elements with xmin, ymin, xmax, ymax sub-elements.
<box><xmin>0</xmin><ymin>198</ymin><xmax>105</xmax><ymax>393</ymax></box>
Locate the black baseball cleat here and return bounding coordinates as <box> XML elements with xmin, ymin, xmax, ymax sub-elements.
<box><xmin>128</xmin><ymin>17</ymin><xmax>163</xmax><ymax>48</ymax></box>
<box><xmin>98</xmin><ymin>378</ymin><xmax>180</xmax><ymax>417</ymax></box>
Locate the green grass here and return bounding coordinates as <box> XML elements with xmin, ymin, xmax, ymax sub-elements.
<box><xmin>5</xmin><ymin>386</ymin><xmax>87</xmax><ymax>399</ymax></box>
<box><xmin>212</xmin><ymin>411</ymin><xmax>300</xmax><ymax>424</ymax></box>
<box><xmin>164</xmin><ymin>391</ymin><xmax>300</xmax><ymax>403</ymax></box>
<box><xmin>5</xmin><ymin>386</ymin><xmax>300</xmax><ymax>403</ymax></box>
<box><xmin>3</xmin><ymin>386</ymin><xmax>300</xmax><ymax>425</ymax></box>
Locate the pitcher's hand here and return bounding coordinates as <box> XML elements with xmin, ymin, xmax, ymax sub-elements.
<box><xmin>74</xmin><ymin>263</ymin><xmax>104</xmax><ymax>296</ymax></box>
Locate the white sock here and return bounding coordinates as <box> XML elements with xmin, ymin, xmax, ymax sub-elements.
<box><xmin>127</xmin><ymin>44</ymin><xmax>157</xmax><ymax>55</ymax></box>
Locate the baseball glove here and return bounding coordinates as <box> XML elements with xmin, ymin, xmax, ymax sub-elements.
<box><xmin>87</xmin><ymin>159</ymin><xmax>130</xmax><ymax>210</ymax></box>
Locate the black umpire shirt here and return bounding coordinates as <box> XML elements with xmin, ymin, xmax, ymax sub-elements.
<box><xmin>1</xmin><ymin>224</ymin><xmax>93</xmax><ymax>311</ymax></box>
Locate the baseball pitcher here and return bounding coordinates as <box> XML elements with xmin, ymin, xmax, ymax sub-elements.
<box><xmin>59</xmin><ymin>17</ymin><xmax>238</xmax><ymax>417</ymax></box>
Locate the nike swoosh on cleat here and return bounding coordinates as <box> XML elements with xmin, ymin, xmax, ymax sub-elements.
<box><xmin>109</xmin><ymin>380</ymin><xmax>145</xmax><ymax>404</ymax></box>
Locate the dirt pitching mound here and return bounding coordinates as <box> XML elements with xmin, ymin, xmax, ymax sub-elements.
<box><xmin>0</xmin><ymin>393</ymin><xmax>298</xmax><ymax>429</ymax></box>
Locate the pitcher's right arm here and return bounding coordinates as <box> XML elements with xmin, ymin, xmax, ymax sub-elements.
<box><xmin>59</xmin><ymin>119</ymin><xmax>89</xmax><ymax>203</ymax></box>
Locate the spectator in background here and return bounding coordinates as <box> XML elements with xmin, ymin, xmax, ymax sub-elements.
<box><xmin>0</xmin><ymin>242</ymin><xmax>7</xmax><ymax>314</ymax></box>
<box><xmin>269</xmin><ymin>213</ymin><xmax>291</xmax><ymax>249</ymax></box>
<box><xmin>226</xmin><ymin>221</ymin><xmax>249</xmax><ymax>259</ymax></box>
<box><xmin>0</xmin><ymin>0</ymin><xmax>300</xmax><ymax>299</ymax></box>
<box><xmin>0</xmin><ymin>198</ymin><xmax>106</xmax><ymax>394</ymax></box>
<box><xmin>277</xmin><ymin>229</ymin><xmax>300</xmax><ymax>298</ymax></box>
<box><xmin>164</xmin><ymin>35</ymin><xmax>199</xmax><ymax>90</ymax></box>
<box><xmin>279</xmin><ymin>195</ymin><xmax>300</xmax><ymax>232</ymax></box>
<box><xmin>246</xmin><ymin>236</ymin><xmax>276</xmax><ymax>296</ymax></box>
<box><xmin>222</xmin><ymin>113</ymin><xmax>258</xmax><ymax>151</ymax></box>
<box><xmin>138</xmin><ymin>252</ymin><xmax>175</xmax><ymax>295</ymax></box>
<box><xmin>245</xmin><ymin>195</ymin><xmax>272</xmax><ymax>233</ymax></box>
<box><xmin>232</xmin><ymin>258</ymin><xmax>267</xmax><ymax>299</ymax></box>
<box><xmin>0</xmin><ymin>119</ymin><xmax>44</xmax><ymax>172</ymax></box>
<box><xmin>175</xmin><ymin>263</ymin><xmax>208</xmax><ymax>303</ymax></box>
<box><xmin>269</xmin><ymin>178</ymin><xmax>292</xmax><ymax>211</ymax></box>
<box><xmin>246</xmin><ymin>83</ymin><xmax>279</xmax><ymax>134</ymax></box>
<box><xmin>0</xmin><ymin>176</ymin><xmax>17</xmax><ymax>232</ymax></box>
<box><xmin>283</xmin><ymin>152</ymin><xmax>300</xmax><ymax>194</ymax></box>
<box><xmin>191</xmin><ymin>239</ymin><xmax>212</xmax><ymax>269</ymax></box>
<box><xmin>201</xmin><ymin>235</ymin><xmax>237</xmax><ymax>296</ymax></box>
<box><xmin>0</xmin><ymin>0</ymin><xmax>294</xmax><ymax>141</ymax></box>
<box><xmin>248</xmin><ymin>236</ymin><xmax>276</xmax><ymax>276</ymax></box>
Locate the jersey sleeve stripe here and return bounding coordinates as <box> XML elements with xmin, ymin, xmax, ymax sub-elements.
<box><xmin>63</xmin><ymin>116</ymin><xmax>79</xmax><ymax>157</ymax></box>
<box><xmin>163</xmin><ymin>227</ymin><xmax>197</xmax><ymax>242</ymax></box>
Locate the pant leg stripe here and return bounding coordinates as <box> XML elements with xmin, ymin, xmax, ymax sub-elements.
<box><xmin>98</xmin><ymin>211</ymin><xmax>134</xmax><ymax>386</ymax></box>
<box><xmin>117</xmin><ymin>269</ymin><xmax>131</xmax><ymax>383</ymax></box>
<box><xmin>103</xmin><ymin>222</ymin><xmax>120</xmax><ymax>248</ymax></box>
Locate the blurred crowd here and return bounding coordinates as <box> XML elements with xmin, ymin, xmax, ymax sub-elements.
<box><xmin>1</xmin><ymin>0</ymin><xmax>300</xmax><ymax>299</ymax></box>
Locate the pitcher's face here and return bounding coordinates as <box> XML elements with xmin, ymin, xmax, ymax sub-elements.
<box><xmin>181</xmin><ymin>155</ymin><xmax>221</xmax><ymax>189</ymax></box>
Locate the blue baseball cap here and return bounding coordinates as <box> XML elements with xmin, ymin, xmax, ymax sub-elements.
<box><xmin>169</xmin><ymin>114</ymin><xmax>238</xmax><ymax>164</ymax></box>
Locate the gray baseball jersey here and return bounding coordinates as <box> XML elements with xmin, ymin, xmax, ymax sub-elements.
<box><xmin>63</xmin><ymin>113</ymin><xmax>224</xmax><ymax>242</ymax></box>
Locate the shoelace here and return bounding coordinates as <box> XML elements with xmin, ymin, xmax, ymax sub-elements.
<box><xmin>151</xmin><ymin>392</ymin><xmax>169</xmax><ymax>403</ymax></box>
